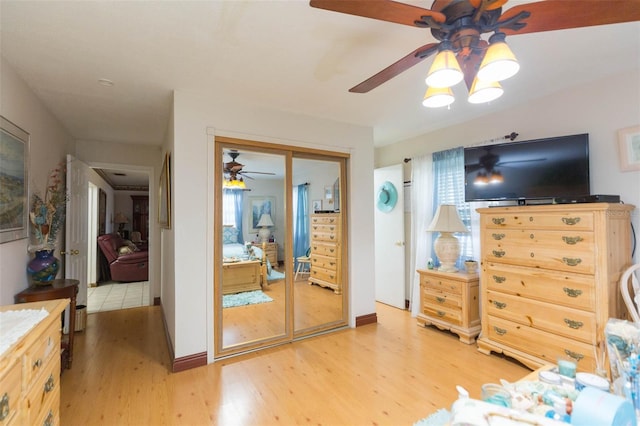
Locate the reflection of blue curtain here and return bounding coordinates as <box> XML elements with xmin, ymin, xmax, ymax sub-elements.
<box><xmin>432</xmin><ymin>147</ymin><xmax>473</xmax><ymax>270</ymax></box>
<box><xmin>293</xmin><ymin>184</ymin><xmax>309</xmax><ymax>266</ymax></box>
<box><xmin>223</xmin><ymin>189</ymin><xmax>245</xmax><ymax>244</ymax></box>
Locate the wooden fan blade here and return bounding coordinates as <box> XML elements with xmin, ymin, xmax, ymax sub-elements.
<box><xmin>499</xmin><ymin>1</ymin><xmax>640</xmax><ymax>36</ymax></box>
<box><xmin>240</xmin><ymin>171</ymin><xmax>276</xmax><ymax>175</ymax></box>
<box><xmin>309</xmin><ymin>0</ymin><xmax>446</xmax><ymax>27</ymax></box>
<box><xmin>349</xmin><ymin>43</ymin><xmax>439</xmax><ymax>93</ymax></box>
<box><xmin>469</xmin><ymin>0</ymin><xmax>508</xmax><ymax>11</ymax></box>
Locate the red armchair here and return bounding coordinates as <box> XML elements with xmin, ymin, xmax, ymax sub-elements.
<box><xmin>97</xmin><ymin>233</ymin><xmax>148</xmax><ymax>282</ymax></box>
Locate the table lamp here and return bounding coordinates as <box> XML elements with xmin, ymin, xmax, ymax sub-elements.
<box><xmin>256</xmin><ymin>213</ymin><xmax>274</xmax><ymax>243</ymax></box>
<box><xmin>114</xmin><ymin>212</ymin><xmax>129</xmax><ymax>236</ymax></box>
<box><xmin>426</xmin><ymin>204</ymin><xmax>468</xmax><ymax>272</ymax></box>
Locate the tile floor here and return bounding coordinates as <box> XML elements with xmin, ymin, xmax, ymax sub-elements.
<box><xmin>87</xmin><ymin>281</ymin><xmax>149</xmax><ymax>314</ymax></box>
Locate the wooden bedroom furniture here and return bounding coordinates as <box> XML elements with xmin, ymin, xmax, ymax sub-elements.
<box><xmin>417</xmin><ymin>269</ymin><xmax>480</xmax><ymax>344</ymax></box>
<box><xmin>477</xmin><ymin>203</ymin><xmax>634</xmax><ymax>372</ymax></box>
<box><xmin>309</xmin><ymin>212</ymin><xmax>342</xmax><ymax>294</ymax></box>
<box><xmin>222</xmin><ymin>260</ymin><xmax>262</xmax><ymax>295</ymax></box>
<box><xmin>14</xmin><ymin>279</ymin><xmax>79</xmax><ymax>370</ymax></box>
<box><xmin>0</xmin><ymin>299</ymin><xmax>68</xmax><ymax>425</ymax></box>
<box><xmin>260</xmin><ymin>242</ymin><xmax>278</xmax><ymax>266</ymax></box>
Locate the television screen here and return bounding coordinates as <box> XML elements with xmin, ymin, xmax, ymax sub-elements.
<box><xmin>464</xmin><ymin>134</ymin><xmax>590</xmax><ymax>203</ymax></box>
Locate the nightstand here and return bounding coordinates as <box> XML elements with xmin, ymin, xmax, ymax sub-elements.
<box><xmin>417</xmin><ymin>269</ymin><xmax>480</xmax><ymax>344</ymax></box>
<box><xmin>254</xmin><ymin>241</ymin><xmax>278</xmax><ymax>266</ymax></box>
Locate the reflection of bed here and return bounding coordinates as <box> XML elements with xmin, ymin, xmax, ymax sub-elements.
<box><xmin>222</xmin><ymin>239</ymin><xmax>285</xmax><ymax>294</ymax></box>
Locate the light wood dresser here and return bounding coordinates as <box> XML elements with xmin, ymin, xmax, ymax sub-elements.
<box><xmin>476</xmin><ymin>203</ymin><xmax>634</xmax><ymax>372</ymax></box>
<box><xmin>417</xmin><ymin>269</ymin><xmax>481</xmax><ymax>344</ymax></box>
<box><xmin>261</xmin><ymin>242</ymin><xmax>278</xmax><ymax>266</ymax></box>
<box><xmin>0</xmin><ymin>299</ymin><xmax>68</xmax><ymax>426</ymax></box>
<box><xmin>309</xmin><ymin>213</ymin><xmax>342</xmax><ymax>294</ymax></box>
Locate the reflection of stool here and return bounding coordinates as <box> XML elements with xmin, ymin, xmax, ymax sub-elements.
<box><xmin>295</xmin><ymin>256</ymin><xmax>311</xmax><ymax>280</ymax></box>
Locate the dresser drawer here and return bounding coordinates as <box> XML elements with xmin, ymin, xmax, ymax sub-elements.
<box><xmin>422</xmin><ymin>305</ymin><xmax>462</xmax><ymax>326</ymax></box>
<box><xmin>310</xmin><ymin>222</ymin><xmax>340</xmax><ymax>234</ymax></box>
<box><xmin>310</xmin><ymin>254</ymin><xmax>337</xmax><ymax>271</ymax></box>
<box><xmin>423</xmin><ymin>288</ymin><xmax>462</xmax><ymax>310</ymax></box>
<box><xmin>310</xmin><ymin>267</ymin><xmax>338</xmax><ymax>284</ymax></box>
<box><xmin>483</xmin><ymin>230</ymin><xmax>595</xmax><ymax>274</ymax></box>
<box><xmin>483</xmin><ymin>211</ymin><xmax>594</xmax><ymax>231</ymax></box>
<box><xmin>23</xmin><ymin>357</ymin><xmax>60</xmax><ymax>426</ymax></box>
<box><xmin>311</xmin><ymin>215</ymin><xmax>339</xmax><ymax>225</ymax></box>
<box><xmin>311</xmin><ymin>241</ymin><xmax>338</xmax><ymax>257</ymax></box>
<box><xmin>486</xmin><ymin>316</ymin><xmax>595</xmax><ymax>371</ymax></box>
<box><xmin>486</xmin><ymin>290</ymin><xmax>596</xmax><ymax>344</ymax></box>
<box><xmin>23</xmin><ymin>321</ymin><xmax>60</xmax><ymax>386</ymax></box>
<box><xmin>484</xmin><ymin>262</ymin><xmax>595</xmax><ymax>311</ymax></box>
<box><xmin>32</xmin><ymin>387</ymin><xmax>59</xmax><ymax>426</ymax></box>
<box><xmin>421</xmin><ymin>276</ymin><xmax>463</xmax><ymax>295</ymax></box>
<box><xmin>0</xmin><ymin>359</ymin><xmax>22</xmax><ymax>426</ymax></box>
<box><xmin>310</xmin><ymin>230</ymin><xmax>339</xmax><ymax>243</ymax></box>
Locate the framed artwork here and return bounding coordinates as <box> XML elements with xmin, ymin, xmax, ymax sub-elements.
<box><xmin>249</xmin><ymin>196</ymin><xmax>275</xmax><ymax>232</ymax></box>
<box><xmin>618</xmin><ymin>125</ymin><xmax>640</xmax><ymax>172</ymax></box>
<box><xmin>312</xmin><ymin>199</ymin><xmax>322</xmax><ymax>212</ymax></box>
<box><xmin>98</xmin><ymin>188</ymin><xmax>107</xmax><ymax>235</ymax></box>
<box><xmin>0</xmin><ymin>116</ymin><xmax>29</xmax><ymax>244</ymax></box>
<box><xmin>324</xmin><ymin>185</ymin><xmax>333</xmax><ymax>200</ymax></box>
<box><xmin>158</xmin><ymin>152</ymin><xmax>171</xmax><ymax>228</ymax></box>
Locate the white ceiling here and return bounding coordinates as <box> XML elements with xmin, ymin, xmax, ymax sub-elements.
<box><xmin>1</xmin><ymin>0</ymin><xmax>639</xmax><ymax>152</ymax></box>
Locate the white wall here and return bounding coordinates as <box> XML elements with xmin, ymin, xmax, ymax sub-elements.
<box><xmin>170</xmin><ymin>91</ymin><xmax>374</xmax><ymax>359</ymax></box>
<box><xmin>376</xmin><ymin>69</ymin><xmax>640</xmax><ymax>267</ymax></box>
<box><xmin>0</xmin><ymin>57</ymin><xmax>73</xmax><ymax>305</ymax></box>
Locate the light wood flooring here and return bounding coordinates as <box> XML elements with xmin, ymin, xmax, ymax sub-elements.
<box><xmin>60</xmin><ymin>302</ymin><xmax>530</xmax><ymax>425</ymax></box>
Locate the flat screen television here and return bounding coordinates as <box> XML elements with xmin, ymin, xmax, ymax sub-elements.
<box><xmin>464</xmin><ymin>134</ymin><xmax>590</xmax><ymax>203</ymax></box>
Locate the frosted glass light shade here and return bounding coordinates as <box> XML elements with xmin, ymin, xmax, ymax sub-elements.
<box><xmin>468</xmin><ymin>78</ymin><xmax>503</xmax><ymax>104</ymax></box>
<box><xmin>477</xmin><ymin>39</ymin><xmax>519</xmax><ymax>82</ymax></box>
<box><xmin>257</xmin><ymin>213</ymin><xmax>274</xmax><ymax>227</ymax></box>
<box><xmin>422</xmin><ymin>86</ymin><xmax>455</xmax><ymax>108</ymax></box>
<box><xmin>425</xmin><ymin>49</ymin><xmax>463</xmax><ymax>88</ymax></box>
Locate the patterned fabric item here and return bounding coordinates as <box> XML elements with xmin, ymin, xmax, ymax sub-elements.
<box><xmin>223</xmin><ymin>227</ymin><xmax>239</xmax><ymax>244</ymax></box>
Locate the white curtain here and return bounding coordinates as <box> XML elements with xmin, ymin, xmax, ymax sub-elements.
<box><xmin>409</xmin><ymin>154</ymin><xmax>433</xmax><ymax>317</ymax></box>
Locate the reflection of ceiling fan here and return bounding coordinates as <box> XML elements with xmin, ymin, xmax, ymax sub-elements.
<box><xmin>223</xmin><ymin>151</ymin><xmax>276</xmax><ymax>181</ymax></box>
<box><xmin>310</xmin><ymin>0</ymin><xmax>640</xmax><ymax>97</ymax></box>
<box><xmin>467</xmin><ymin>143</ymin><xmax>546</xmax><ymax>185</ymax></box>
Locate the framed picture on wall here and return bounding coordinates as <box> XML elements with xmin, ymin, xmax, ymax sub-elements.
<box><xmin>0</xmin><ymin>116</ymin><xmax>29</xmax><ymax>244</ymax></box>
<box><xmin>312</xmin><ymin>199</ymin><xmax>322</xmax><ymax>212</ymax></box>
<box><xmin>618</xmin><ymin>125</ymin><xmax>640</xmax><ymax>172</ymax></box>
<box><xmin>249</xmin><ymin>196</ymin><xmax>275</xmax><ymax>232</ymax></box>
<box><xmin>158</xmin><ymin>152</ymin><xmax>171</xmax><ymax>228</ymax></box>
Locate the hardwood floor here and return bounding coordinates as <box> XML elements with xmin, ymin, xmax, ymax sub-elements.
<box><xmin>60</xmin><ymin>302</ymin><xmax>530</xmax><ymax>425</ymax></box>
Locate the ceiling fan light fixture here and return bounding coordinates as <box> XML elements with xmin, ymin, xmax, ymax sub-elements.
<box><xmin>422</xmin><ymin>86</ymin><xmax>455</xmax><ymax>108</ymax></box>
<box><xmin>425</xmin><ymin>47</ymin><xmax>463</xmax><ymax>88</ymax></box>
<box><xmin>223</xmin><ymin>176</ymin><xmax>249</xmax><ymax>191</ymax></box>
<box><xmin>468</xmin><ymin>77</ymin><xmax>503</xmax><ymax>104</ymax></box>
<box><xmin>474</xmin><ymin>172</ymin><xmax>489</xmax><ymax>186</ymax></box>
<box><xmin>489</xmin><ymin>170</ymin><xmax>504</xmax><ymax>184</ymax></box>
<box><xmin>477</xmin><ymin>33</ymin><xmax>520</xmax><ymax>82</ymax></box>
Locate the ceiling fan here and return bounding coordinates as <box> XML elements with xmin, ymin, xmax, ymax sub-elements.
<box><xmin>223</xmin><ymin>151</ymin><xmax>275</xmax><ymax>183</ymax></box>
<box><xmin>310</xmin><ymin>0</ymin><xmax>640</xmax><ymax>104</ymax></box>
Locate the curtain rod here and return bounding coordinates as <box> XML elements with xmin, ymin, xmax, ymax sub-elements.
<box><xmin>403</xmin><ymin>131</ymin><xmax>518</xmax><ymax>163</ymax></box>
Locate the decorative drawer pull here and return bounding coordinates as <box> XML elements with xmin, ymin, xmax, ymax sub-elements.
<box><xmin>0</xmin><ymin>393</ymin><xmax>9</xmax><ymax>421</ymax></box>
<box><xmin>329</xmin><ymin>275</ymin><xmax>335</xmax><ymax>279</ymax></box>
<box><xmin>563</xmin><ymin>287</ymin><xmax>583</xmax><ymax>298</ymax></box>
<box><xmin>492</xmin><ymin>301</ymin><xmax>507</xmax><ymax>309</ymax></box>
<box><xmin>329</xmin><ymin>218</ymin><xmax>335</xmax><ymax>223</ymax></box>
<box><xmin>436</xmin><ymin>297</ymin><xmax>446</xmax><ymax>303</ymax></box>
<box><xmin>562</xmin><ymin>257</ymin><xmax>582</xmax><ymax>267</ymax></box>
<box><xmin>492</xmin><ymin>218</ymin><xmax>505</xmax><ymax>225</ymax></box>
<box><xmin>562</xmin><ymin>236</ymin><xmax>583</xmax><ymax>245</ymax></box>
<box><xmin>330</xmin><ymin>235</ymin><xmax>335</xmax><ymax>240</ymax></box>
<box><xmin>329</xmin><ymin>262</ymin><xmax>335</xmax><ymax>266</ymax></box>
<box><xmin>44</xmin><ymin>374</ymin><xmax>55</xmax><ymax>393</ymax></box>
<box><xmin>330</xmin><ymin>249</ymin><xmax>335</xmax><ymax>253</ymax></box>
<box><xmin>491</xmin><ymin>233</ymin><xmax>505</xmax><ymax>240</ymax></box>
<box><xmin>529</xmin><ymin>234</ymin><xmax>534</xmax><ymax>239</ymax></box>
<box><xmin>561</xmin><ymin>217</ymin><xmax>581</xmax><ymax>226</ymax></box>
<box><xmin>329</xmin><ymin>226</ymin><xmax>335</xmax><ymax>231</ymax></box>
<box><xmin>313</xmin><ymin>226</ymin><xmax>318</xmax><ymax>230</ymax></box>
<box><xmin>436</xmin><ymin>311</ymin><xmax>446</xmax><ymax>317</ymax></box>
<box><xmin>44</xmin><ymin>410</ymin><xmax>54</xmax><ymax>426</ymax></box>
<box><xmin>492</xmin><ymin>275</ymin><xmax>506</xmax><ymax>283</ymax></box>
<box><xmin>492</xmin><ymin>250</ymin><xmax>505</xmax><ymax>258</ymax></box>
<box><xmin>493</xmin><ymin>326</ymin><xmax>507</xmax><ymax>336</ymax></box>
<box><xmin>564</xmin><ymin>319</ymin><xmax>584</xmax><ymax>329</ymax></box>
<box><xmin>564</xmin><ymin>349</ymin><xmax>584</xmax><ymax>362</ymax></box>
<box><xmin>33</xmin><ymin>358</ymin><xmax>43</xmax><ymax>369</ymax></box>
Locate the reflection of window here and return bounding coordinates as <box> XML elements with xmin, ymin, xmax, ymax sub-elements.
<box><xmin>222</xmin><ymin>191</ymin><xmax>237</xmax><ymax>226</ymax></box>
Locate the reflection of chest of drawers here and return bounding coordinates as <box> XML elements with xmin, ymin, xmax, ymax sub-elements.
<box><xmin>0</xmin><ymin>299</ymin><xmax>68</xmax><ymax>425</ymax></box>
<box><xmin>417</xmin><ymin>269</ymin><xmax>480</xmax><ymax>344</ymax></box>
<box><xmin>309</xmin><ymin>213</ymin><xmax>342</xmax><ymax>294</ymax></box>
<box><xmin>477</xmin><ymin>203</ymin><xmax>634</xmax><ymax>372</ymax></box>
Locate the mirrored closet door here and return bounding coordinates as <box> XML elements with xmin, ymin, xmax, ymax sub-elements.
<box><xmin>214</xmin><ymin>138</ymin><xmax>348</xmax><ymax>358</ymax></box>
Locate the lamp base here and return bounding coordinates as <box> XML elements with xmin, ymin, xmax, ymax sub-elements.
<box><xmin>258</xmin><ymin>227</ymin><xmax>271</xmax><ymax>244</ymax></box>
<box><xmin>434</xmin><ymin>232</ymin><xmax>460</xmax><ymax>273</ymax></box>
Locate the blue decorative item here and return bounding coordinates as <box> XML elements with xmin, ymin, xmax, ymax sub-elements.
<box><xmin>27</xmin><ymin>249</ymin><xmax>60</xmax><ymax>285</ymax></box>
<box><xmin>376</xmin><ymin>181</ymin><xmax>398</xmax><ymax>212</ymax></box>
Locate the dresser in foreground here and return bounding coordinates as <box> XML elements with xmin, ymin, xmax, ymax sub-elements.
<box><xmin>0</xmin><ymin>299</ymin><xmax>68</xmax><ymax>425</ymax></box>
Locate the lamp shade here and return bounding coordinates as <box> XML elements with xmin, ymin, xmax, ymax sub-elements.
<box><xmin>257</xmin><ymin>213</ymin><xmax>274</xmax><ymax>228</ymax></box>
<box><xmin>468</xmin><ymin>77</ymin><xmax>503</xmax><ymax>104</ymax></box>
<box><xmin>422</xmin><ymin>86</ymin><xmax>455</xmax><ymax>108</ymax></box>
<box><xmin>426</xmin><ymin>204</ymin><xmax>468</xmax><ymax>233</ymax></box>
<box><xmin>114</xmin><ymin>212</ymin><xmax>128</xmax><ymax>224</ymax></box>
<box><xmin>425</xmin><ymin>48</ymin><xmax>463</xmax><ymax>88</ymax></box>
<box><xmin>477</xmin><ymin>33</ymin><xmax>519</xmax><ymax>82</ymax></box>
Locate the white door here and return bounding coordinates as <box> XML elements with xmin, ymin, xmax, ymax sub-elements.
<box><xmin>374</xmin><ymin>164</ymin><xmax>405</xmax><ymax>308</ymax></box>
<box><xmin>65</xmin><ymin>155</ymin><xmax>90</xmax><ymax>306</ymax></box>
